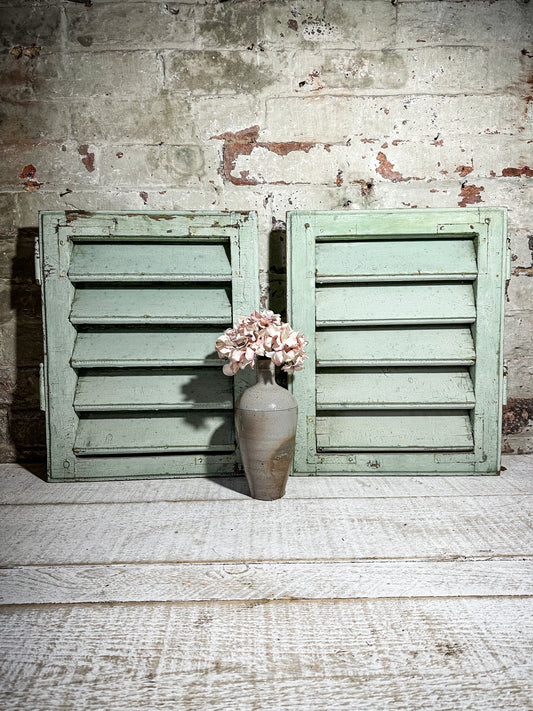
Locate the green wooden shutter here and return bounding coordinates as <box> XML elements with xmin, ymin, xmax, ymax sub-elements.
<box><xmin>288</xmin><ymin>208</ymin><xmax>508</xmax><ymax>475</ymax></box>
<box><xmin>38</xmin><ymin>211</ymin><xmax>259</xmax><ymax>481</ymax></box>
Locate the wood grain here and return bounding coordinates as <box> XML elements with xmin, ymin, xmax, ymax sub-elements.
<box><xmin>69</xmin><ymin>242</ymin><xmax>232</xmax><ymax>282</ymax></box>
<box><xmin>1</xmin><ymin>495</ymin><xmax>531</xmax><ymax>566</ymax></box>
<box><xmin>1</xmin><ymin>598</ymin><xmax>531</xmax><ymax>710</ymax></box>
<box><xmin>1</xmin><ymin>558</ymin><xmax>531</xmax><ymax>605</ymax></box>
<box><xmin>316</xmin><ymin>238</ymin><xmax>477</xmax><ymax>282</ymax></box>
<box><xmin>1</xmin><ymin>458</ymin><xmax>531</xmax><ymax>504</ymax></box>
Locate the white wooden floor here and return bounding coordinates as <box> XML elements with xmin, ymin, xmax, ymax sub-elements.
<box><xmin>1</xmin><ymin>457</ymin><xmax>532</xmax><ymax>711</ymax></box>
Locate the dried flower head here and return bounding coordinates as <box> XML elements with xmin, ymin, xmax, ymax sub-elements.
<box><xmin>216</xmin><ymin>310</ymin><xmax>308</xmax><ymax>376</ymax></box>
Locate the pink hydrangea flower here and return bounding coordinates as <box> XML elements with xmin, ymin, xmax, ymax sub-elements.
<box><xmin>216</xmin><ymin>310</ymin><xmax>308</xmax><ymax>376</ymax></box>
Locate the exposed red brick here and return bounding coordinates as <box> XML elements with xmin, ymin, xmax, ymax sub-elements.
<box><xmin>502</xmin><ymin>398</ymin><xmax>533</xmax><ymax>434</ymax></box>
<box><xmin>78</xmin><ymin>144</ymin><xmax>95</xmax><ymax>173</ymax></box>
<box><xmin>502</xmin><ymin>166</ymin><xmax>533</xmax><ymax>177</ymax></box>
<box><xmin>211</xmin><ymin>125</ymin><xmax>260</xmax><ymax>144</ymax></box>
<box><xmin>375</xmin><ymin>152</ymin><xmax>420</xmax><ymax>182</ymax></box>
<box><xmin>19</xmin><ymin>164</ymin><xmax>36</xmax><ymax>179</ymax></box>
<box><xmin>455</xmin><ymin>165</ymin><xmax>473</xmax><ymax>177</ymax></box>
<box><xmin>213</xmin><ymin>127</ymin><xmax>316</xmax><ymax>186</ymax></box>
<box><xmin>23</xmin><ymin>180</ymin><xmax>42</xmax><ymax>192</ymax></box>
<box><xmin>458</xmin><ymin>184</ymin><xmax>484</xmax><ymax>207</ymax></box>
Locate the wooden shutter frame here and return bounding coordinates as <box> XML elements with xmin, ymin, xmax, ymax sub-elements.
<box><xmin>39</xmin><ymin>210</ymin><xmax>259</xmax><ymax>481</ymax></box>
<box><xmin>287</xmin><ymin>208</ymin><xmax>508</xmax><ymax>475</ymax></box>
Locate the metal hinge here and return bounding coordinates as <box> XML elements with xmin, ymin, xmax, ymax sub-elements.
<box><xmin>34</xmin><ymin>235</ymin><xmax>41</xmax><ymax>285</ymax></box>
<box><xmin>39</xmin><ymin>362</ymin><xmax>46</xmax><ymax>412</ymax></box>
<box><xmin>503</xmin><ymin>358</ymin><xmax>509</xmax><ymax>406</ymax></box>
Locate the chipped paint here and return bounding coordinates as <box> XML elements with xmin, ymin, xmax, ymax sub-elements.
<box><xmin>211</xmin><ymin>126</ymin><xmax>316</xmax><ymax>186</ymax></box>
<box><xmin>502</xmin><ymin>166</ymin><xmax>532</xmax><ymax>177</ymax></box>
<box><xmin>375</xmin><ymin>152</ymin><xmax>420</xmax><ymax>182</ymax></box>
<box><xmin>11</xmin><ymin>45</ymin><xmax>40</xmax><ymax>59</ymax></box>
<box><xmin>503</xmin><ymin>399</ymin><xmax>533</xmax><ymax>435</ymax></box>
<box><xmin>455</xmin><ymin>165</ymin><xmax>473</xmax><ymax>177</ymax></box>
<box><xmin>458</xmin><ymin>184</ymin><xmax>484</xmax><ymax>207</ymax></box>
<box><xmin>78</xmin><ymin>145</ymin><xmax>95</xmax><ymax>173</ymax></box>
<box><xmin>20</xmin><ymin>165</ymin><xmax>41</xmax><ymax>192</ymax></box>
<box><xmin>20</xmin><ymin>165</ymin><xmax>36</xmax><ymax>180</ymax></box>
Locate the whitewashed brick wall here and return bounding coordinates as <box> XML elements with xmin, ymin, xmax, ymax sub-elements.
<box><xmin>0</xmin><ymin>0</ymin><xmax>531</xmax><ymax>460</ymax></box>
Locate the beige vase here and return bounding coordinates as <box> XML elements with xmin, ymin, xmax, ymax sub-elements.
<box><xmin>235</xmin><ymin>358</ymin><xmax>298</xmax><ymax>500</ymax></box>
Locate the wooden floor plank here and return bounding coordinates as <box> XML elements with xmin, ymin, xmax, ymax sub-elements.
<box><xmin>1</xmin><ymin>558</ymin><xmax>531</xmax><ymax>605</ymax></box>
<box><xmin>0</xmin><ymin>598</ymin><xmax>531</xmax><ymax>710</ymax></box>
<box><xmin>0</xmin><ymin>455</ymin><xmax>531</xmax><ymax>505</ymax></box>
<box><xmin>1</xmin><ymin>495</ymin><xmax>531</xmax><ymax>566</ymax></box>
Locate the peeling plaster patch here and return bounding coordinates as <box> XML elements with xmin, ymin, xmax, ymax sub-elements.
<box><xmin>503</xmin><ymin>398</ymin><xmax>533</xmax><ymax>435</ymax></box>
<box><xmin>455</xmin><ymin>165</ymin><xmax>473</xmax><ymax>177</ymax></box>
<box><xmin>211</xmin><ymin>126</ymin><xmax>260</xmax><ymax>144</ymax></box>
<box><xmin>502</xmin><ymin>166</ymin><xmax>533</xmax><ymax>177</ymax></box>
<box><xmin>350</xmin><ymin>179</ymin><xmax>373</xmax><ymax>197</ymax></box>
<box><xmin>336</xmin><ymin>169</ymin><xmax>343</xmax><ymax>186</ymax></box>
<box><xmin>211</xmin><ymin>126</ymin><xmax>316</xmax><ymax>186</ymax></box>
<box><xmin>302</xmin><ymin>16</ymin><xmax>337</xmax><ymax>42</ymax></box>
<box><xmin>287</xmin><ymin>19</ymin><xmax>298</xmax><ymax>31</ymax></box>
<box><xmin>77</xmin><ymin>36</ymin><xmax>93</xmax><ymax>47</ymax></box>
<box><xmin>20</xmin><ymin>165</ymin><xmax>36</xmax><ymax>180</ymax></box>
<box><xmin>376</xmin><ymin>152</ymin><xmax>420</xmax><ymax>182</ymax></box>
<box><xmin>458</xmin><ymin>184</ymin><xmax>484</xmax><ymax>207</ymax></box>
<box><xmin>11</xmin><ymin>45</ymin><xmax>40</xmax><ymax>59</ymax></box>
<box><xmin>513</xmin><ymin>235</ymin><xmax>533</xmax><ymax>276</ymax></box>
<box><xmin>140</xmin><ymin>191</ymin><xmax>148</xmax><ymax>204</ymax></box>
<box><xmin>20</xmin><ymin>164</ymin><xmax>42</xmax><ymax>192</ymax></box>
<box><xmin>78</xmin><ymin>145</ymin><xmax>95</xmax><ymax>173</ymax></box>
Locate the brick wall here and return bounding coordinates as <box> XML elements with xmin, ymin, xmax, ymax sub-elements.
<box><xmin>0</xmin><ymin>0</ymin><xmax>531</xmax><ymax>461</ymax></box>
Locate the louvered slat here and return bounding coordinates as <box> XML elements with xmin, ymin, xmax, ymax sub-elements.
<box><xmin>316</xmin><ymin>411</ymin><xmax>474</xmax><ymax>452</ymax></box>
<box><xmin>70</xmin><ymin>286</ymin><xmax>232</xmax><ymax>325</ymax></box>
<box><xmin>69</xmin><ymin>243</ymin><xmax>231</xmax><ymax>282</ymax></box>
<box><xmin>73</xmin><ymin>413</ymin><xmax>234</xmax><ymax>455</ymax></box>
<box><xmin>316</xmin><ymin>283</ymin><xmax>476</xmax><ymax>327</ymax></box>
<box><xmin>316</xmin><ymin>239</ymin><xmax>477</xmax><ymax>282</ymax></box>
<box><xmin>74</xmin><ymin>369</ymin><xmax>233</xmax><ymax>412</ymax></box>
<box><xmin>316</xmin><ymin>326</ymin><xmax>476</xmax><ymax>366</ymax></box>
<box><xmin>72</xmin><ymin>329</ymin><xmax>221</xmax><ymax>368</ymax></box>
<box><xmin>316</xmin><ymin>368</ymin><xmax>475</xmax><ymax>410</ymax></box>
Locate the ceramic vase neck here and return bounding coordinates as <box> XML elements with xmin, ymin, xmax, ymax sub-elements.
<box><xmin>255</xmin><ymin>357</ymin><xmax>277</xmax><ymax>385</ymax></box>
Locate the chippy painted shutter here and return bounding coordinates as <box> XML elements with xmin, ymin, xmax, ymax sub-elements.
<box><xmin>288</xmin><ymin>208</ymin><xmax>508</xmax><ymax>475</ymax></box>
<box><xmin>38</xmin><ymin>211</ymin><xmax>259</xmax><ymax>481</ymax></box>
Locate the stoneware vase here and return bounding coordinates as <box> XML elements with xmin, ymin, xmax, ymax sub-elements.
<box><xmin>235</xmin><ymin>358</ymin><xmax>298</xmax><ymax>500</ymax></box>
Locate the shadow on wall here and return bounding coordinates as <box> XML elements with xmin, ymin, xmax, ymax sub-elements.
<box><xmin>9</xmin><ymin>228</ymin><xmax>46</xmax><ymax>473</ymax></box>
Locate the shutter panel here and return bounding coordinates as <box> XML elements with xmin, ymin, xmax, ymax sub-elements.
<box><xmin>39</xmin><ymin>211</ymin><xmax>259</xmax><ymax>481</ymax></box>
<box><xmin>288</xmin><ymin>208</ymin><xmax>507</xmax><ymax>475</ymax></box>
